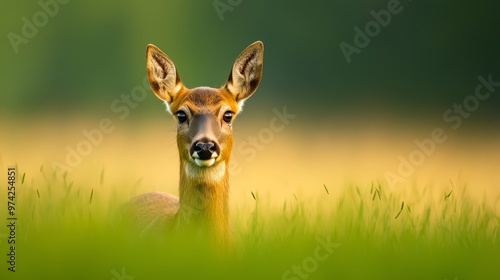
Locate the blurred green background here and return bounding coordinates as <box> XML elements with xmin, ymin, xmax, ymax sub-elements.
<box><xmin>1</xmin><ymin>0</ymin><xmax>499</xmax><ymax>123</ymax></box>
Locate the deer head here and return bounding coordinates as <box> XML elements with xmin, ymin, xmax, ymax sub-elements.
<box><xmin>146</xmin><ymin>41</ymin><xmax>264</xmax><ymax>181</ymax></box>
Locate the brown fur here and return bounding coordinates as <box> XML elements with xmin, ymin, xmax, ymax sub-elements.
<box><xmin>124</xmin><ymin>41</ymin><xmax>264</xmax><ymax>247</ymax></box>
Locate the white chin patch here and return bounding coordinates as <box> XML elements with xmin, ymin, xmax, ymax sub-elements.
<box><xmin>194</xmin><ymin>158</ymin><xmax>216</xmax><ymax>167</ymax></box>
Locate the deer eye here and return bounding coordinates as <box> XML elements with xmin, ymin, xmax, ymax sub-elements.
<box><xmin>223</xmin><ymin>111</ymin><xmax>233</xmax><ymax>123</ymax></box>
<box><xmin>177</xmin><ymin>111</ymin><xmax>187</xmax><ymax>123</ymax></box>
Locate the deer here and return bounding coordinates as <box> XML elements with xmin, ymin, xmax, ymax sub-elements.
<box><xmin>123</xmin><ymin>41</ymin><xmax>264</xmax><ymax>247</ymax></box>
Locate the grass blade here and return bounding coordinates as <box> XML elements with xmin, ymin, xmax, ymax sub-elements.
<box><xmin>89</xmin><ymin>188</ymin><xmax>94</xmax><ymax>205</ymax></box>
<box><xmin>395</xmin><ymin>201</ymin><xmax>405</xmax><ymax>219</ymax></box>
<box><xmin>445</xmin><ymin>189</ymin><xmax>453</xmax><ymax>200</ymax></box>
<box><xmin>323</xmin><ymin>184</ymin><xmax>329</xmax><ymax>195</ymax></box>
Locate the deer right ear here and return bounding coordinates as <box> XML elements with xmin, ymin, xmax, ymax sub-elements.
<box><xmin>146</xmin><ymin>44</ymin><xmax>183</xmax><ymax>104</ymax></box>
<box><xmin>225</xmin><ymin>41</ymin><xmax>264</xmax><ymax>109</ymax></box>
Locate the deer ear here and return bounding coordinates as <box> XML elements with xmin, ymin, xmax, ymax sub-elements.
<box><xmin>225</xmin><ymin>41</ymin><xmax>264</xmax><ymax>107</ymax></box>
<box><xmin>146</xmin><ymin>44</ymin><xmax>183</xmax><ymax>104</ymax></box>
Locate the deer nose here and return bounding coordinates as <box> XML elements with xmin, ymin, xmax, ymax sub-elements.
<box><xmin>192</xmin><ymin>140</ymin><xmax>220</xmax><ymax>160</ymax></box>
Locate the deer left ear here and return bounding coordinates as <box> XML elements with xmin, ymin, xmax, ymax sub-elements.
<box><xmin>146</xmin><ymin>44</ymin><xmax>184</xmax><ymax>105</ymax></box>
<box><xmin>225</xmin><ymin>41</ymin><xmax>264</xmax><ymax>107</ymax></box>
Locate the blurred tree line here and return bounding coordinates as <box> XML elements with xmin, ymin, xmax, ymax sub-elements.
<box><xmin>1</xmin><ymin>0</ymin><xmax>499</xmax><ymax>120</ymax></box>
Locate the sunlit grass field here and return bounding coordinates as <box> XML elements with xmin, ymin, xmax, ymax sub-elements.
<box><xmin>1</xmin><ymin>117</ymin><xmax>499</xmax><ymax>279</ymax></box>
<box><xmin>1</xmin><ymin>167</ymin><xmax>499</xmax><ymax>280</ymax></box>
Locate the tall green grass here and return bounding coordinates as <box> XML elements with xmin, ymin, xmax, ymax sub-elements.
<box><xmin>1</xmin><ymin>167</ymin><xmax>499</xmax><ymax>280</ymax></box>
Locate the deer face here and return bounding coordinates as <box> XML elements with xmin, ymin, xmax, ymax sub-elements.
<box><xmin>146</xmin><ymin>42</ymin><xmax>264</xmax><ymax>171</ymax></box>
<box><xmin>172</xmin><ymin>87</ymin><xmax>238</xmax><ymax>168</ymax></box>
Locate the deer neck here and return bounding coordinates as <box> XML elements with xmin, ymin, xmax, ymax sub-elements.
<box><xmin>176</xmin><ymin>159</ymin><xmax>230</xmax><ymax>240</ymax></box>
